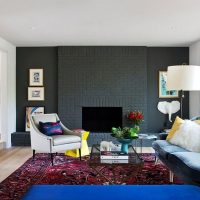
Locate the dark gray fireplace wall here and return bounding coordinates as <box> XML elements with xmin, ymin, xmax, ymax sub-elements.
<box><xmin>58</xmin><ymin>46</ymin><xmax>148</xmax><ymax>132</ymax></box>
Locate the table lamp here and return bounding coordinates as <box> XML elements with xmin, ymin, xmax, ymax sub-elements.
<box><xmin>167</xmin><ymin>65</ymin><xmax>200</xmax><ymax>117</ymax></box>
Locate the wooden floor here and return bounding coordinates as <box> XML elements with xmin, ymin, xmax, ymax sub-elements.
<box><xmin>0</xmin><ymin>147</ymin><xmax>32</xmax><ymax>182</ymax></box>
<box><xmin>0</xmin><ymin>147</ymin><xmax>154</xmax><ymax>183</ymax></box>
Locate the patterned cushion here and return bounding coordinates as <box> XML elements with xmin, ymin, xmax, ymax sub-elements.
<box><xmin>39</xmin><ymin>121</ymin><xmax>63</xmax><ymax>136</ymax></box>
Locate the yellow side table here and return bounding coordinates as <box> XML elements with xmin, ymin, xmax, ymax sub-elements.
<box><xmin>65</xmin><ymin>130</ymin><xmax>90</xmax><ymax>157</ymax></box>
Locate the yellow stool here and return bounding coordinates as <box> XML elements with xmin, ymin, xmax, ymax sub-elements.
<box><xmin>65</xmin><ymin>130</ymin><xmax>90</xmax><ymax>157</ymax></box>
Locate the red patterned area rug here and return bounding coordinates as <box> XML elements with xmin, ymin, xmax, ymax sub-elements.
<box><xmin>0</xmin><ymin>153</ymin><xmax>181</xmax><ymax>200</ymax></box>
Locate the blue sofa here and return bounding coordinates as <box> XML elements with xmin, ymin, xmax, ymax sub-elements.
<box><xmin>152</xmin><ymin>136</ymin><xmax>200</xmax><ymax>185</ymax></box>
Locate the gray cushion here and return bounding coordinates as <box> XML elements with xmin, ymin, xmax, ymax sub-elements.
<box><xmin>52</xmin><ymin>135</ymin><xmax>81</xmax><ymax>146</ymax></box>
<box><xmin>169</xmin><ymin>152</ymin><xmax>200</xmax><ymax>181</ymax></box>
<box><xmin>152</xmin><ymin>140</ymin><xmax>188</xmax><ymax>159</ymax></box>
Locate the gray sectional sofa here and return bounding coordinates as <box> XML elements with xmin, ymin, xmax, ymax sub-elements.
<box><xmin>152</xmin><ymin>135</ymin><xmax>200</xmax><ymax>185</ymax></box>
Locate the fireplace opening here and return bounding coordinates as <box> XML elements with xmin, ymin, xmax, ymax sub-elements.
<box><xmin>82</xmin><ymin>107</ymin><xmax>122</xmax><ymax>132</ymax></box>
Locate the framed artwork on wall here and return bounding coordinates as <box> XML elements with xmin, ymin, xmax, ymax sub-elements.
<box><xmin>28</xmin><ymin>87</ymin><xmax>44</xmax><ymax>101</ymax></box>
<box><xmin>25</xmin><ymin>106</ymin><xmax>45</xmax><ymax>131</ymax></box>
<box><xmin>29</xmin><ymin>68</ymin><xmax>43</xmax><ymax>86</ymax></box>
<box><xmin>159</xmin><ymin>71</ymin><xmax>179</xmax><ymax>98</ymax></box>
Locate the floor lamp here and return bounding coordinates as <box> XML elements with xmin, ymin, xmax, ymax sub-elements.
<box><xmin>167</xmin><ymin>65</ymin><xmax>200</xmax><ymax>118</ymax></box>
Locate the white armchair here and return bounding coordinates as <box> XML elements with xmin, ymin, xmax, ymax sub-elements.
<box><xmin>30</xmin><ymin>113</ymin><xmax>82</xmax><ymax>165</ymax></box>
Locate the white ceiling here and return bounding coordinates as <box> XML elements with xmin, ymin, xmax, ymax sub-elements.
<box><xmin>0</xmin><ymin>0</ymin><xmax>200</xmax><ymax>47</ymax></box>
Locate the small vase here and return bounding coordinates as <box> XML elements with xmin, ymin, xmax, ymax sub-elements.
<box><xmin>117</xmin><ymin>138</ymin><xmax>132</xmax><ymax>154</ymax></box>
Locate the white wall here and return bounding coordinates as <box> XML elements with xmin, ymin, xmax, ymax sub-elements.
<box><xmin>189</xmin><ymin>40</ymin><xmax>200</xmax><ymax>118</ymax></box>
<box><xmin>0</xmin><ymin>51</ymin><xmax>7</xmax><ymax>144</ymax></box>
<box><xmin>0</xmin><ymin>37</ymin><xmax>16</xmax><ymax>148</ymax></box>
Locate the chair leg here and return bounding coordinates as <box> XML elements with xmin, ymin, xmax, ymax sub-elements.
<box><xmin>155</xmin><ymin>157</ymin><xmax>159</xmax><ymax>165</ymax></box>
<box><xmin>90</xmin><ymin>145</ymin><xmax>94</xmax><ymax>159</ymax></box>
<box><xmin>79</xmin><ymin>149</ymin><xmax>81</xmax><ymax>161</ymax></box>
<box><xmin>50</xmin><ymin>153</ymin><xmax>54</xmax><ymax>166</ymax></box>
<box><xmin>32</xmin><ymin>150</ymin><xmax>36</xmax><ymax>159</ymax></box>
<box><xmin>169</xmin><ymin>170</ymin><xmax>174</xmax><ymax>183</ymax></box>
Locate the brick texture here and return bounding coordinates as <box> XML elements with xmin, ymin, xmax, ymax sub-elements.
<box><xmin>58</xmin><ymin>46</ymin><xmax>147</xmax><ymax>143</ymax></box>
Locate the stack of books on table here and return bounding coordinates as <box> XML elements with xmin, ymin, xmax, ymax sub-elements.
<box><xmin>99</xmin><ymin>141</ymin><xmax>129</xmax><ymax>164</ymax></box>
<box><xmin>100</xmin><ymin>159</ymin><xmax>129</xmax><ymax>164</ymax></box>
<box><xmin>100</xmin><ymin>151</ymin><xmax>129</xmax><ymax>164</ymax></box>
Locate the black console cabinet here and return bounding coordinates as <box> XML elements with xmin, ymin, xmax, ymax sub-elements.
<box><xmin>11</xmin><ymin>132</ymin><xmax>31</xmax><ymax>146</ymax></box>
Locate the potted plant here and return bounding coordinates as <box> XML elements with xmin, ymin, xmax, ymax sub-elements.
<box><xmin>111</xmin><ymin>127</ymin><xmax>138</xmax><ymax>153</ymax></box>
<box><xmin>111</xmin><ymin>111</ymin><xmax>144</xmax><ymax>154</ymax></box>
<box><xmin>111</xmin><ymin>127</ymin><xmax>138</xmax><ymax>139</ymax></box>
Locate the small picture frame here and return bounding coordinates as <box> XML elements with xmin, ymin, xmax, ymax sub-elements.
<box><xmin>28</xmin><ymin>87</ymin><xmax>44</xmax><ymax>101</ymax></box>
<box><xmin>29</xmin><ymin>69</ymin><xmax>43</xmax><ymax>86</ymax></box>
<box><xmin>159</xmin><ymin>71</ymin><xmax>179</xmax><ymax>98</ymax></box>
<box><xmin>25</xmin><ymin>106</ymin><xmax>45</xmax><ymax>131</ymax></box>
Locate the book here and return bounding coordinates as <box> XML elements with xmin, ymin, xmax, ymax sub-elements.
<box><xmin>138</xmin><ymin>134</ymin><xmax>157</xmax><ymax>140</ymax></box>
<box><xmin>164</xmin><ymin>129</ymin><xmax>171</xmax><ymax>133</ymax></box>
<box><xmin>100</xmin><ymin>159</ymin><xmax>129</xmax><ymax>164</ymax></box>
<box><xmin>146</xmin><ymin>135</ymin><xmax>157</xmax><ymax>139</ymax></box>
<box><xmin>100</xmin><ymin>151</ymin><xmax>129</xmax><ymax>160</ymax></box>
<box><xmin>138</xmin><ymin>133</ymin><xmax>148</xmax><ymax>137</ymax></box>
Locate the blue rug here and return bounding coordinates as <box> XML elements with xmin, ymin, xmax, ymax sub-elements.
<box><xmin>22</xmin><ymin>185</ymin><xmax>200</xmax><ymax>200</ymax></box>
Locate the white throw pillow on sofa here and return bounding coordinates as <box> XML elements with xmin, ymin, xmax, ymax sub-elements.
<box><xmin>169</xmin><ymin>120</ymin><xmax>200</xmax><ymax>152</ymax></box>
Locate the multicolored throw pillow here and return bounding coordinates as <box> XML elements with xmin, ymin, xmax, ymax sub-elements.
<box><xmin>39</xmin><ymin>121</ymin><xmax>63</xmax><ymax>136</ymax></box>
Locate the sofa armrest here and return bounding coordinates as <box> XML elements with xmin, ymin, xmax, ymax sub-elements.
<box><xmin>159</xmin><ymin>132</ymin><xmax>168</xmax><ymax>140</ymax></box>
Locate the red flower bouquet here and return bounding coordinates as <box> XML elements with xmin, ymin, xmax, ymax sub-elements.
<box><xmin>127</xmin><ymin>111</ymin><xmax>144</xmax><ymax>126</ymax></box>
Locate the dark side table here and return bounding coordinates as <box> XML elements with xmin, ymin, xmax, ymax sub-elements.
<box><xmin>137</xmin><ymin>133</ymin><xmax>157</xmax><ymax>161</ymax></box>
<box><xmin>137</xmin><ymin>134</ymin><xmax>157</xmax><ymax>153</ymax></box>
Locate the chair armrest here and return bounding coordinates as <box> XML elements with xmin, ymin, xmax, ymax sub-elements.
<box><xmin>30</xmin><ymin>119</ymin><xmax>53</xmax><ymax>152</ymax></box>
<box><xmin>31</xmin><ymin>121</ymin><xmax>52</xmax><ymax>140</ymax></box>
<box><xmin>159</xmin><ymin>132</ymin><xmax>168</xmax><ymax>140</ymax></box>
<box><xmin>34</xmin><ymin>129</ymin><xmax>52</xmax><ymax>141</ymax></box>
<box><xmin>60</xmin><ymin>122</ymin><xmax>83</xmax><ymax>138</ymax></box>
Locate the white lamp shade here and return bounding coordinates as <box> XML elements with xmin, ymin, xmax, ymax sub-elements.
<box><xmin>167</xmin><ymin>65</ymin><xmax>200</xmax><ymax>91</ymax></box>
